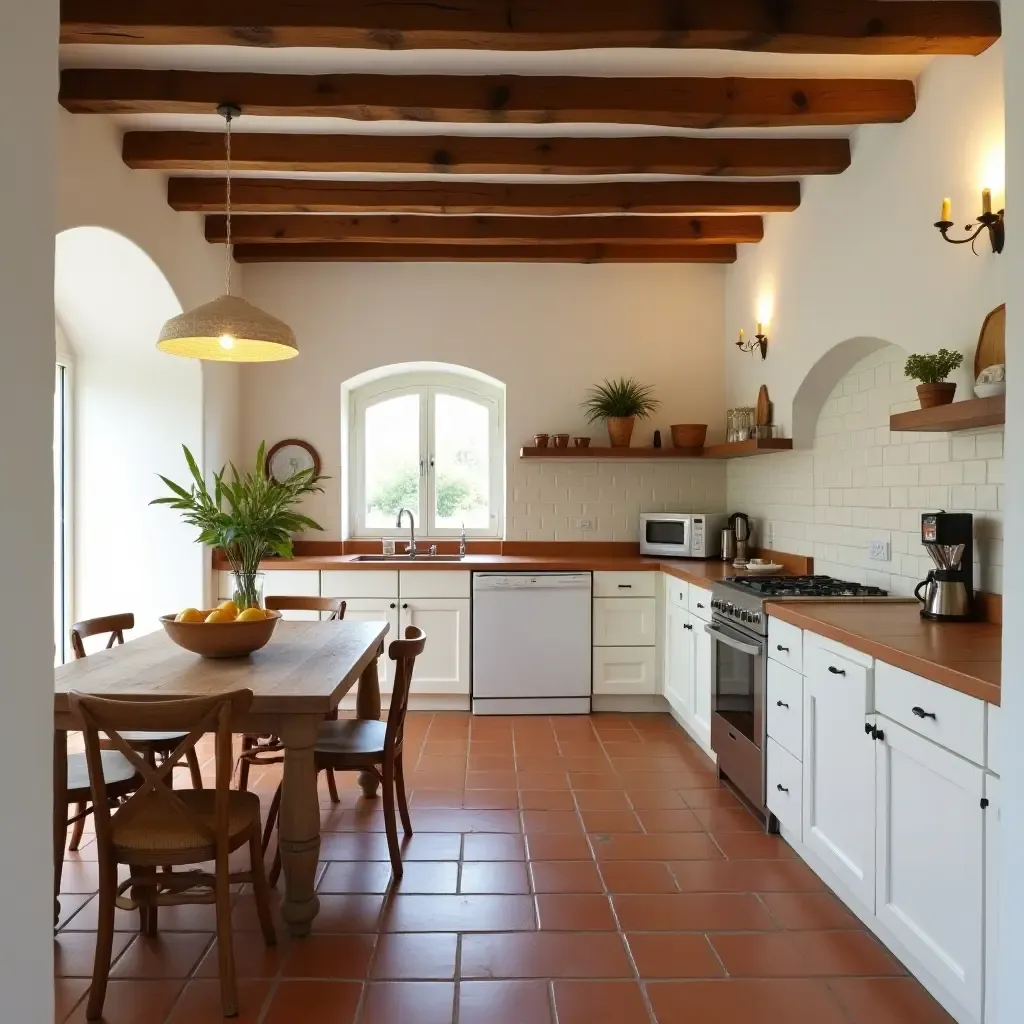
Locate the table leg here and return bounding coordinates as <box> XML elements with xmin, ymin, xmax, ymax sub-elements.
<box><xmin>356</xmin><ymin>648</ymin><xmax>383</xmax><ymax>798</ymax></box>
<box><xmin>54</xmin><ymin>728</ymin><xmax>67</xmax><ymax>929</ymax></box>
<box><xmin>278</xmin><ymin>716</ymin><xmax>323</xmax><ymax>938</ymax></box>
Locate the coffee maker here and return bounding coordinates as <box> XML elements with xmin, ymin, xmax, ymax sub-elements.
<box><xmin>915</xmin><ymin>512</ymin><xmax>974</xmax><ymax>620</ymax></box>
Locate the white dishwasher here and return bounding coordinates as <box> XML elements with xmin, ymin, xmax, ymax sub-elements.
<box><xmin>472</xmin><ymin>572</ymin><xmax>592</xmax><ymax>715</ymax></box>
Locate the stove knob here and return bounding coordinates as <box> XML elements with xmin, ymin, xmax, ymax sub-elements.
<box><xmin>740</xmin><ymin>610</ymin><xmax>750</xmax><ymax>622</ymax></box>
<box><xmin>724</xmin><ymin>602</ymin><xmax>733</xmax><ymax>614</ymax></box>
<box><xmin>750</xmin><ymin>611</ymin><xmax>761</xmax><ymax>625</ymax></box>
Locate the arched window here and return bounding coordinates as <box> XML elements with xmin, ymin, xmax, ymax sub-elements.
<box><xmin>348</xmin><ymin>368</ymin><xmax>504</xmax><ymax>539</ymax></box>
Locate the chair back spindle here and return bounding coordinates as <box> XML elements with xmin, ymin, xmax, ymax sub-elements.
<box><xmin>385</xmin><ymin>626</ymin><xmax>427</xmax><ymax>758</ymax></box>
<box><xmin>70</xmin><ymin>613</ymin><xmax>135</xmax><ymax>661</ymax></box>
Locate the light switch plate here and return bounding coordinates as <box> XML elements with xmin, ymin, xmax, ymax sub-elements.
<box><xmin>574</xmin><ymin>518</ymin><xmax>595</xmax><ymax>531</ymax></box>
<box><xmin>869</xmin><ymin>540</ymin><xmax>890</xmax><ymax>562</ymax></box>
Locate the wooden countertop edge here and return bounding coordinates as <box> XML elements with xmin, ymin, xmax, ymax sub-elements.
<box><xmin>766</xmin><ymin>602</ymin><xmax>1002</xmax><ymax>706</ymax></box>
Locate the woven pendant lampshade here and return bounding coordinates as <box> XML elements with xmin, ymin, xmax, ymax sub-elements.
<box><xmin>156</xmin><ymin>105</ymin><xmax>297</xmax><ymax>363</ymax></box>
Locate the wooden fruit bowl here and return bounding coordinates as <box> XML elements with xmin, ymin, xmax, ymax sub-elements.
<box><xmin>159</xmin><ymin>610</ymin><xmax>281</xmax><ymax>659</ymax></box>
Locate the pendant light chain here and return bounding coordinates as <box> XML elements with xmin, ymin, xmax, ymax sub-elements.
<box><xmin>224</xmin><ymin>108</ymin><xmax>233</xmax><ymax>296</ymax></box>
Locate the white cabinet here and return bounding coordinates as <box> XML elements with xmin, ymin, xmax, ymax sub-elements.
<box><xmin>691</xmin><ymin>620</ymin><xmax>712</xmax><ymax>748</ymax></box>
<box><xmin>343</xmin><ymin>598</ymin><xmax>400</xmax><ymax>690</ymax></box>
<box><xmin>767</xmin><ymin>737</ymin><xmax>803</xmax><ymax>838</ymax></box>
<box><xmin>593</xmin><ymin>571</ymin><xmax>657</xmax><ymax>598</ymax></box>
<box><xmin>985</xmin><ymin>773</ymin><xmax>999</xmax><ymax>1024</ymax></box>
<box><xmin>663</xmin><ymin>601</ymin><xmax>694</xmax><ymax>719</ymax></box>
<box><xmin>321</xmin><ymin>569</ymin><xmax>398</xmax><ymax>600</ymax></box>
<box><xmin>593</xmin><ymin>647</ymin><xmax>657</xmax><ymax>695</ymax></box>
<box><xmin>399</xmin><ymin>597</ymin><xmax>470</xmax><ymax>695</ymax></box>
<box><xmin>593</xmin><ymin>572</ymin><xmax>657</xmax><ymax>696</ymax></box>
<box><xmin>688</xmin><ymin>584</ymin><xmax>712</xmax><ymax>621</ymax></box>
<box><xmin>767</xmin><ymin>659</ymin><xmax>803</xmax><ymax>761</ymax></box>
<box><xmin>875</xmin><ymin>718</ymin><xmax>984</xmax><ymax>1020</ymax></box>
<box><xmin>593</xmin><ymin>597</ymin><xmax>657</xmax><ymax>647</ymax></box>
<box><xmin>802</xmin><ymin>649</ymin><xmax>877</xmax><ymax>908</ymax></box>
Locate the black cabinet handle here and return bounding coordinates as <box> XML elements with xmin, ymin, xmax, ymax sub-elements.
<box><xmin>776</xmin><ymin>784</ymin><xmax>789</xmax><ymax>793</ymax></box>
<box><xmin>402</xmin><ymin>603</ymin><xmax>409</xmax><ymax>609</ymax></box>
<box><xmin>697</xmin><ymin>603</ymin><xmax>706</xmax><ymax>609</ymax></box>
<box><xmin>389</xmin><ymin>603</ymin><xmax>397</xmax><ymax>609</ymax></box>
<box><xmin>776</xmin><ymin>700</ymin><xmax>789</xmax><ymax>709</ymax></box>
<box><xmin>875</xmin><ymin>727</ymin><xmax>885</xmax><ymax>742</ymax></box>
<box><xmin>617</xmin><ymin>584</ymin><xmax>632</xmax><ymax>589</ymax></box>
<box><xmin>865</xmin><ymin>722</ymin><xmax>874</xmax><ymax>736</ymax></box>
<box><xmin>828</xmin><ymin>665</ymin><xmax>846</xmax><ymax>676</ymax></box>
<box><xmin>776</xmin><ymin>645</ymin><xmax>790</xmax><ymax>653</ymax></box>
<box><xmin>911</xmin><ymin>706</ymin><xmax>936</xmax><ymax>720</ymax></box>
<box><xmin>728</xmin><ymin>731</ymin><xmax>737</xmax><ymax>741</ymax></box>
<box><xmin>683</xmin><ymin>623</ymin><xmax>693</xmax><ymax>631</ymax></box>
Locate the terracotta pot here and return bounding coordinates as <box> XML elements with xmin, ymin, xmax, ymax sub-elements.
<box><xmin>533</xmin><ymin>433</ymin><xmax>550</xmax><ymax>448</ymax></box>
<box><xmin>916</xmin><ymin>382</ymin><xmax>957</xmax><ymax>409</ymax></box>
<box><xmin>553</xmin><ymin>433</ymin><xmax>570</xmax><ymax>448</ymax></box>
<box><xmin>573</xmin><ymin>436</ymin><xmax>591</xmax><ymax>448</ymax></box>
<box><xmin>606</xmin><ymin>416</ymin><xmax>635</xmax><ymax>447</ymax></box>
<box><xmin>670</xmin><ymin>423</ymin><xmax>708</xmax><ymax>449</ymax></box>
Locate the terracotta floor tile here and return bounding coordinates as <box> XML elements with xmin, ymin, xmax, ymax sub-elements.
<box><xmin>530</xmin><ymin>861</ymin><xmax>605</xmax><ymax>894</ymax></box>
<box><xmin>678</xmin><ymin>787</ymin><xmax>743</xmax><ymax>809</ymax></box>
<box><xmin>522</xmin><ymin>810</ymin><xmax>584</xmax><ymax>833</ymax></box>
<box><xmin>519</xmin><ymin>789</ymin><xmax>577</xmax><ymax>811</ymax></box>
<box><xmin>635</xmin><ymin>809</ymin><xmax>704</xmax><ymax>833</ymax></box>
<box><xmin>458</xmin><ymin>980</ymin><xmax>554</xmax><ymax>1024</ymax></box>
<box><xmin>319</xmin><ymin>861</ymin><xmax>395</xmax><ymax>894</ymax></box>
<box><xmin>525</xmin><ymin>834</ymin><xmax>594</xmax><ymax>861</ymax></box>
<box><xmin>165</xmin><ymin>979</ymin><xmax>271</xmax><ymax>1024</ymax></box>
<box><xmin>407</xmin><ymin>789</ymin><xmax>465</xmax><ymax>808</ymax></box>
<box><xmin>261</xmin><ymin>980</ymin><xmax>362</xmax><ymax>1024</ymax></box>
<box><xmin>669</xmin><ymin>859</ymin><xmax>824</xmax><ymax>894</ymax></box>
<box><xmin>468</xmin><ymin>755</ymin><xmax>517</xmax><ymax>771</ymax></box>
<box><xmin>195</xmin><ymin>931</ymin><xmax>289</xmax><ymax>978</ymax></box>
<box><xmin>552</xmin><ymin>981</ymin><xmax>650</xmax><ymax>1024</ymax></box>
<box><xmin>619</xmin><ymin>771</ymin><xmax>719</xmax><ymax>790</ymax></box>
<box><xmin>646</xmin><ymin>979</ymin><xmax>850</xmax><ymax>1024</ymax></box>
<box><xmin>460</xmin><ymin>932</ymin><xmax>632</xmax><ymax>979</ymax></box>
<box><xmin>516</xmin><ymin>771</ymin><xmax>571</xmax><ymax>790</ymax></box>
<box><xmin>536</xmin><ymin>895</ymin><xmax>617</xmax><ymax>931</ymax></box>
<box><xmin>412</xmin><ymin>808</ymin><xmax>521</xmax><ymax>833</ymax></box>
<box><xmin>593</xmin><ymin>833</ymin><xmax>722</xmax><ymax>861</ymax></box>
<box><xmin>626</xmin><ymin>933</ymin><xmax>726</xmax><ymax>978</ymax></box>
<box><xmin>309</xmin><ymin>895</ymin><xmax>387</xmax><ymax>934</ymax></box>
<box><xmin>55</xmin><ymin>894</ymin><xmax>94</xmax><ymax>931</ymax></box>
<box><xmin>461</xmin><ymin>789</ymin><xmax>520</xmax><ymax>809</ymax></box>
<box><xmin>710</xmin><ymin>931</ymin><xmax>906</xmax><ymax>977</ymax></box>
<box><xmin>54</xmin><ymin>931</ymin><xmax>134</xmax><ymax>978</ymax></box>
<box><xmin>371</xmin><ymin>933</ymin><xmax>458</xmax><ymax>979</ymax></box>
<box><xmin>713</xmin><ymin>832</ymin><xmax>798</xmax><ymax>860</ymax></box>
<box><xmin>465</xmin><ymin>771</ymin><xmax>520</xmax><ymax>789</ymax></box>
<box><xmin>613</xmin><ymin>893</ymin><xmax>777</xmax><ymax>931</ymax></box>
<box><xmin>319</xmin><ymin>832</ymin><xmax>461</xmax><ymax>862</ymax></box>
<box><xmin>358</xmin><ymin>982</ymin><xmax>455</xmax><ymax>1024</ymax></box>
<box><xmin>65</xmin><ymin>980</ymin><xmax>185</xmax><ymax>1024</ymax></box>
<box><xmin>59</xmin><ymin>861</ymin><xmax>102</xmax><ymax>894</ymax></box>
<box><xmin>694</xmin><ymin>806</ymin><xmax>763</xmax><ymax>833</ymax></box>
<box><xmin>110</xmin><ymin>933</ymin><xmax>212</xmax><ymax>979</ymax></box>
<box><xmin>827</xmin><ymin>978</ymin><xmax>957</xmax><ymax>1024</ymax></box>
<box><xmin>462</xmin><ymin>834</ymin><xmax>526</xmax><ymax>861</ymax></box>
<box><xmin>579</xmin><ymin>809</ymin><xmax>644</xmax><ymax>833</ymax></box>
<box><xmin>55</xmin><ymin>978</ymin><xmax>90</xmax><ymax>1022</ymax></box>
<box><xmin>460</xmin><ymin>861</ymin><xmax>532</xmax><ymax>894</ymax></box>
<box><xmin>379</xmin><ymin>894</ymin><xmax>536</xmax><ymax>932</ymax></box>
<box><xmin>759</xmin><ymin>891</ymin><xmax>861</xmax><ymax>930</ymax></box>
<box><xmin>625</xmin><ymin>790</ymin><xmax>688</xmax><ymax>810</ymax></box>
<box><xmin>573</xmin><ymin>790</ymin><xmax>633</xmax><ymax>811</ymax></box>
<box><xmin>569</xmin><ymin>772</ymin><xmax>623</xmax><ymax>790</ymax></box>
<box><xmin>390</xmin><ymin>862</ymin><xmax>460</xmax><ymax>894</ymax></box>
<box><xmin>281</xmin><ymin>934</ymin><xmax>376</xmax><ymax>978</ymax></box>
<box><xmin>598</xmin><ymin>861</ymin><xmax>679</xmax><ymax>894</ymax></box>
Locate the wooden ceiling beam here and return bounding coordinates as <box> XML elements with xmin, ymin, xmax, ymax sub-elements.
<box><xmin>205</xmin><ymin>213</ymin><xmax>764</xmax><ymax>245</ymax></box>
<box><xmin>60</xmin><ymin>1</ymin><xmax>1001</xmax><ymax>55</ymax></box>
<box><xmin>231</xmin><ymin>242</ymin><xmax>739</xmax><ymax>264</ymax></box>
<box><xmin>169</xmin><ymin>178</ymin><xmax>802</xmax><ymax>215</ymax></box>
<box><xmin>61</xmin><ymin>69</ymin><xmax>916</xmax><ymax>128</ymax></box>
<box><xmin>124</xmin><ymin>132</ymin><xmax>851</xmax><ymax>176</ymax></box>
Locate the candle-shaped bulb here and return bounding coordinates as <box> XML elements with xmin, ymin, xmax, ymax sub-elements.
<box><xmin>982</xmin><ymin>188</ymin><xmax>993</xmax><ymax>215</ymax></box>
<box><xmin>941</xmin><ymin>197</ymin><xmax>952</xmax><ymax>223</ymax></box>
<box><xmin>738</xmin><ymin>328</ymin><xmax>744</xmax><ymax>342</ymax></box>
<box><xmin>756</xmin><ymin>322</ymin><xmax>764</xmax><ymax>336</ymax></box>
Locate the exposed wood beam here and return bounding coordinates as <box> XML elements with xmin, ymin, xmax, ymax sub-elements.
<box><xmin>231</xmin><ymin>242</ymin><xmax>738</xmax><ymax>264</ymax></box>
<box><xmin>60</xmin><ymin>1</ymin><xmax>1001</xmax><ymax>55</ymax></box>
<box><xmin>169</xmin><ymin>178</ymin><xmax>802</xmax><ymax>215</ymax></box>
<box><xmin>206</xmin><ymin>213</ymin><xmax>764</xmax><ymax>245</ymax></box>
<box><xmin>61</xmin><ymin>69</ymin><xmax>916</xmax><ymax>128</ymax></box>
<box><xmin>124</xmin><ymin>132</ymin><xmax>851</xmax><ymax>176</ymax></box>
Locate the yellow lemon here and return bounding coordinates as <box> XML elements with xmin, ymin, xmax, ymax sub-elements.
<box><xmin>236</xmin><ymin>607</ymin><xmax>267</xmax><ymax>622</ymax></box>
<box><xmin>217</xmin><ymin>600</ymin><xmax>239</xmax><ymax>618</ymax></box>
<box><xmin>205</xmin><ymin>607</ymin><xmax>237</xmax><ymax>624</ymax></box>
<box><xmin>175</xmin><ymin>608</ymin><xmax>206</xmax><ymax>624</ymax></box>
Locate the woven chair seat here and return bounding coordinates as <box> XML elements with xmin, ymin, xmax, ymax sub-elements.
<box><xmin>110</xmin><ymin>789</ymin><xmax>260</xmax><ymax>855</ymax></box>
<box><xmin>67</xmin><ymin>750</ymin><xmax>139</xmax><ymax>801</ymax></box>
<box><xmin>119</xmin><ymin>731</ymin><xmax>190</xmax><ymax>747</ymax></box>
<box><xmin>315</xmin><ymin>719</ymin><xmax>387</xmax><ymax>759</ymax></box>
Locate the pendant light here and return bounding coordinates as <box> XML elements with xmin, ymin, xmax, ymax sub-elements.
<box><xmin>157</xmin><ymin>104</ymin><xmax>298</xmax><ymax>362</ymax></box>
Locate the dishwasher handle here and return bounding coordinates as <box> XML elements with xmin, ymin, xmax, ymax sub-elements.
<box><xmin>704</xmin><ymin>624</ymin><xmax>762</xmax><ymax>657</ymax></box>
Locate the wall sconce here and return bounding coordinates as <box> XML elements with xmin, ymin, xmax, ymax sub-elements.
<box><xmin>935</xmin><ymin>191</ymin><xmax>1005</xmax><ymax>254</ymax></box>
<box><xmin>736</xmin><ymin>324</ymin><xmax>768</xmax><ymax>360</ymax></box>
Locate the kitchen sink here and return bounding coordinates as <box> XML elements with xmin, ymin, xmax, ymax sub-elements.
<box><xmin>351</xmin><ymin>554</ymin><xmax>466</xmax><ymax>562</ymax></box>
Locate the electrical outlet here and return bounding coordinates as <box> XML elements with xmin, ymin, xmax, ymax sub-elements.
<box><xmin>869</xmin><ymin>540</ymin><xmax>890</xmax><ymax>562</ymax></box>
<box><xmin>574</xmin><ymin>518</ymin><xmax>595</xmax><ymax>531</ymax></box>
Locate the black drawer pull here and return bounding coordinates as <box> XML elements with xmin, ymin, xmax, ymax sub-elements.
<box><xmin>618</xmin><ymin>584</ymin><xmax>632</xmax><ymax>589</ymax></box>
<box><xmin>389</xmin><ymin>603</ymin><xmax>397</xmax><ymax>609</ymax></box>
<box><xmin>697</xmin><ymin>602</ymin><xmax>705</xmax><ymax>609</ymax></box>
<box><xmin>828</xmin><ymin>665</ymin><xmax>846</xmax><ymax>676</ymax></box>
<box><xmin>875</xmin><ymin>727</ymin><xmax>885</xmax><ymax>742</ymax></box>
<box><xmin>683</xmin><ymin>623</ymin><xmax>693</xmax><ymax>631</ymax></box>
<box><xmin>911</xmin><ymin>706</ymin><xmax>936</xmax><ymax>720</ymax></box>
<box><xmin>728</xmin><ymin>731</ymin><xmax>737</xmax><ymax>741</ymax></box>
<box><xmin>776</xmin><ymin>645</ymin><xmax>790</xmax><ymax>653</ymax></box>
<box><xmin>776</xmin><ymin>700</ymin><xmax>789</xmax><ymax>709</ymax></box>
<box><xmin>402</xmin><ymin>603</ymin><xmax>409</xmax><ymax>609</ymax></box>
<box><xmin>776</xmin><ymin>784</ymin><xmax>789</xmax><ymax>793</ymax></box>
<box><xmin>865</xmin><ymin>722</ymin><xmax>874</xmax><ymax>736</ymax></box>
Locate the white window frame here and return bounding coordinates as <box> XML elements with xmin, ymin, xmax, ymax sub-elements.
<box><xmin>53</xmin><ymin>357</ymin><xmax>73</xmax><ymax>665</ymax></box>
<box><xmin>349</xmin><ymin>370</ymin><xmax>504</xmax><ymax>539</ymax></box>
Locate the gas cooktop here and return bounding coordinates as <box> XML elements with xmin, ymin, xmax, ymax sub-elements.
<box><xmin>724</xmin><ymin>575</ymin><xmax>889</xmax><ymax>599</ymax></box>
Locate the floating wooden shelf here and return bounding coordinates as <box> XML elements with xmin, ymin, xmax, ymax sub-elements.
<box><xmin>519</xmin><ymin>438</ymin><xmax>792</xmax><ymax>460</ymax></box>
<box><xmin>889</xmin><ymin>396</ymin><xmax>1005</xmax><ymax>433</ymax></box>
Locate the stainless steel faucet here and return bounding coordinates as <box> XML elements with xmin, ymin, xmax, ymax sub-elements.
<box><xmin>396</xmin><ymin>508</ymin><xmax>417</xmax><ymax>557</ymax></box>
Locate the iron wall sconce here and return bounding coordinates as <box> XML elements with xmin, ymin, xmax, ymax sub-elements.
<box><xmin>736</xmin><ymin>325</ymin><xmax>768</xmax><ymax>360</ymax></box>
<box><xmin>935</xmin><ymin>191</ymin><xmax>1005</xmax><ymax>254</ymax></box>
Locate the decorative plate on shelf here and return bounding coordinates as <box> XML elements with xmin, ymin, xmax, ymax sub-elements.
<box><xmin>265</xmin><ymin>439</ymin><xmax>321</xmax><ymax>483</ymax></box>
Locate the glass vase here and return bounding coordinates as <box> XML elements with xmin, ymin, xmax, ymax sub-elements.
<box><xmin>230</xmin><ymin>571</ymin><xmax>265</xmax><ymax>611</ymax></box>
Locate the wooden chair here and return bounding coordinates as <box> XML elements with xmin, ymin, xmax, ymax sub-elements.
<box><xmin>68</xmin><ymin>688</ymin><xmax>276</xmax><ymax>1021</ymax></box>
<box><xmin>70</xmin><ymin>614</ymin><xmax>204</xmax><ymax>792</ymax></box>
<box><xmin>63</xmin><ymin>749</ymin><xmax>140</xmax><ymax>854</ymax></box>
<box><xmin>264</xmin><ymin>625</ymin><xmax>425</xmax><ymax>885</ymax></box>
<box><xmin>238</xmin><ymin>596</ymin><xmax>347</xmax><ymax>798</ymax></box>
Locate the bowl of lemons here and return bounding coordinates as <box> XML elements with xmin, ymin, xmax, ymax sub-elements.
<box><xmin>159</xmin><ymin>601</ymin><xmax>282</xmax><ymax>658</ymax></box>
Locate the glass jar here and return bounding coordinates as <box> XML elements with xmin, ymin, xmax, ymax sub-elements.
<box><xmin>230</xmin><ymin>571</ymin><xmax>265</xmax><ymax>611</ymax></box>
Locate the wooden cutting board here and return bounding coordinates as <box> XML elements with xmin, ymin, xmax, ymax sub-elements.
<box><xmin>755</xmin><ymin>385</ymin><xmax>771</xmax><ymax>426</ymax></box>
<box><xmin>974</xmin><ymin>304</ymin><xmax>1006</xmax><ymax>378</ymax></box>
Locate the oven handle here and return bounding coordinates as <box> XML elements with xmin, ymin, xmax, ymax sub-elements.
<box><xmin>704</xmin><ymin>624</ymin><xmax>763</xmax><ymax>657</ymax></box>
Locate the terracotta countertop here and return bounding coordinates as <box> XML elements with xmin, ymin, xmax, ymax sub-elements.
<box><xmin>767</xmin><ymin>600</ymin><xmax>1002</xmax><ymax>706</ymax></box>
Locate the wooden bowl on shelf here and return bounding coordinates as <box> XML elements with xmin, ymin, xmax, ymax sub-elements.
<box><xmin>159</xmin><ymin>610</ymin><xmax>281</xmax><ymax>658</ymax></box>
<box><xmin>670</xmin><ymin>424</ymin><xmax>708</xmax><ymax>448</ymax></box>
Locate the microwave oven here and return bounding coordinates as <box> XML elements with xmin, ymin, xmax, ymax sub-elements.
<box><xmin>639</xmin><ymin>512</ymin><xmax>728</xmax><ymax>559</ymax></box>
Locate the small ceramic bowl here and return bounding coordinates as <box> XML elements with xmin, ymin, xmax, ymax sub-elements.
<box><xmin>573</xmin><ymin>437</ymin><xmax>591</xmax><ymax>448</ymax></box>
<box><xmin>553</xmin><ymin>433</ymin><xmax>570</xmax><ymax>448</ymax></box>
<box><xmin>533</xmin><ymin>434</ymin><xmax>550</xmax><ymax>448</ymax></box>
<box><xmin>974</xmin><ymin>382</ymin><xmax>1006</xmax><ymax>399</ymax></box>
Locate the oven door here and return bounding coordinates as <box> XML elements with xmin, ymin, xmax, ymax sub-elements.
<box><xmin>639</xmin><ymin>515</ymin><xmax>692</xmax><ymax>557</ymax></box>
<box><xmin>705</xmin><ymin>618</ymin><xmax>767</xmax><ymax>811</ymax></box>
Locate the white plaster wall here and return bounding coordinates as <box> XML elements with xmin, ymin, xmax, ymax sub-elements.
<box><xmin>239</xmin><ymin>261</ymin><xmax>728</xmax><ymax>540</ymax></box>
<box><xmin>725</xmin><ymin>44</ymin><xmax>1005</xmax><ymax>433</ymax></box>
<box><xmin>1</xmin><ymin>2</ymin><xmax>57</xmax><ymax>1017</ymax></box>
<box><xmin>728</xmin><ymin>344</ymin><xmax>1004</xmax><ymax>595</ymax></box>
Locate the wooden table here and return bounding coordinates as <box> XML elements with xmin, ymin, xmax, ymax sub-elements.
<box><xmin>54</xmin><ymin>619</ymin><xmax>389</xmax><ymax>937</ymax></box>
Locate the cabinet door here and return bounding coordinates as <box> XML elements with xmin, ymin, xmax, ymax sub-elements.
<box><xmin>400</xmin><ymin>598</ymin><xmax>470</xmax><ymax>695</ymax></box>
<box><xmin>663</xmin><ymin>604</ymin><xmax>694</xmax><ymax>721</ymax></box>
<box><xmin>803</xmin><ymin>661</ymin><xmax>876</xmax><ymax>908</ymax></box>
<box><xmin>343</xmin><ymin>599</ymin><xmax>400</xmax><ymax>691</ymax></box>
<box><xmin>593</xmin><ymin>597</ymin><xmax>657</xmax><ymax>647</ymax></box>
<box><xmin>985</xmin><ymin>774</ymin><xmax>999</xmax><ymax>1024</ymax></box>
<box><xmin>691</xmin><ymin>621</ymin><xmax>712</xmax><ymax>747</ymax></box>
<box><xmin>875</xmin><ymin>718</ymin><xmax>984</xmax><ymax>1020</ymax></box>
<box><xmin>593</xmin><ymin>647</ymin><xmax>657</xmax><ymax>695</ymax></box>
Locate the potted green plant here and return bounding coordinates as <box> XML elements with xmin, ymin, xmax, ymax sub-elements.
<box><xmin>904</xmin><ymin>349</ymin><xmax>964</xmax><ymax>409</ymax></box>
<box><xmin>152</xmin><ymin>442</ymin><xmax>325</xmax><ymax>610</ymax></box>
<box><xmin>581</xmin><ymin>377</ymin><xmax>660</xmax><ymax>447</ymax></box>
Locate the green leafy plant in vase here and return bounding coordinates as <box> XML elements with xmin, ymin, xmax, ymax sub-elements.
<box><xmin>581</xmin><ymin>377</ymin><xmax>660</xmax><ymax>447</ymax></box>
<box><xmin>904</xmin><ymin>349</ymin><xmax>964</xmax><ymax>409</ymax></box>
<box><xmin>152</xmin><ymin>442</ymin><xmax>325</xmax><ymax>610</ymax></box>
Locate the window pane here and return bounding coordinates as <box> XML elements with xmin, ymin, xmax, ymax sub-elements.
<box><xmin>364</xmin><ymin>393</ymin><xmax>420</xmax><ymax>530</ymax></box>
<box><xmin>433</xmin><ymin>393</ymin><xmax>490</xmax><ymax>531</ymax></box>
